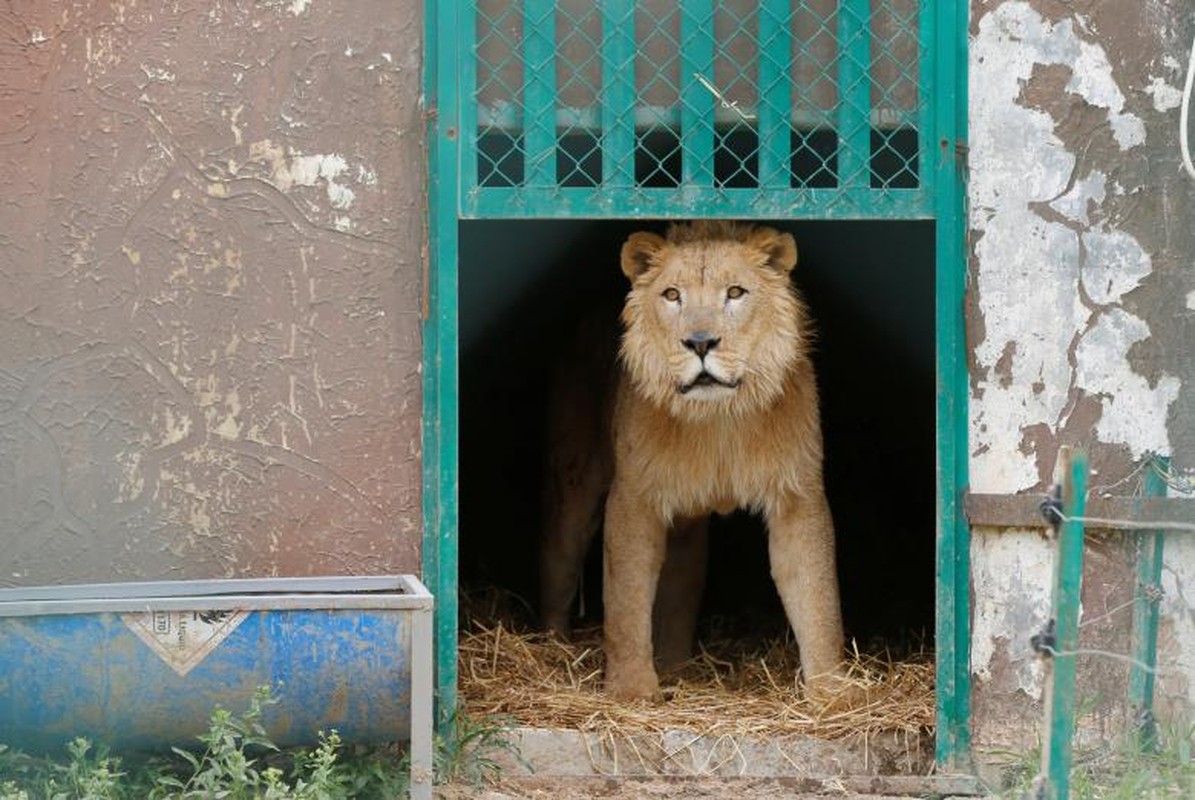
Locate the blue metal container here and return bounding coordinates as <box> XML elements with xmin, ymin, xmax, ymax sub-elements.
<box><xmin>0</xmin><ymin>575</ymin><xmax>433</xmax><ymax>796</ymax></box>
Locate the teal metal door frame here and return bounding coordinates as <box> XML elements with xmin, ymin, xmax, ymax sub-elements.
<box><xmin>931</xmin><ymin>0</ymin><xmax>971</xmax><ymax>770</ymax></box>
<box><xmin>423</xmin><ymin>0</ymin><xmax>462</xmax><ymax>731</ymax></box>
<box><xmin>424</xmin><ymin>0</ymin><xmax>971</xmax><ymax>768</ymax></box>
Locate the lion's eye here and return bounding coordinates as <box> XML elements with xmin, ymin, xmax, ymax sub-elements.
<box><xmin>662</xmin><ymin>287</ymin><xmax>681</xmax><ymax>303</ymax></box>
<box><xmin>726</xmin><ymin>285</ymin><xmax>747</xmax><ymax>300</ymax></box>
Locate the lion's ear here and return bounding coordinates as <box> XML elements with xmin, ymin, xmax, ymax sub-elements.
<box><xmin>747</xmin><ymin>227</ymin><xmax>798</xmax><ymax>274</ymax></box>
<box><xmin>621</xmin><ymin>232</ymin><xmax>667</xmax><ymax>279</ymax></box>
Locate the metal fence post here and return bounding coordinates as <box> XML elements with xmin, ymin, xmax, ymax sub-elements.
<box><xmin>1128</xmin><ymin>455</ymin><xmax>1169</xmax><ymax>747</ymax></box>
<box><xmin>1035</xmin><ymin>450</ymin><xmax>1088</xmax><ymax>800</ymax></box>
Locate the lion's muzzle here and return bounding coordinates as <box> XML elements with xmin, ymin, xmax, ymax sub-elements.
<box><xmin>681</xmin><ymin>331</ymin><xmax>720</xmax><ymax>358</ymax></box>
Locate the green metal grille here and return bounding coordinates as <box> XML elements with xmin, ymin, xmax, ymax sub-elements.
<box><xmin>462</xmin><ymin>0</ymin><xmax>932</xmax><ymax>219</ymax></box>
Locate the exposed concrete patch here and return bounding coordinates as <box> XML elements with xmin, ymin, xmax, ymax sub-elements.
<box><xmin>1079</xmin><ymin>227</ymin><xmax>1151</xmax><ymax>306</ymax></box>
<box><xmin>970</xmin><ymin>528</ymin><xmax>1052</xmax><ymax>691</ymax></box>
<box><xmin>1159</xmin><ymin>516</ymin><xmax>1195</xmax><ymax>710</ymax></box>
<box><xmin>246</xmin><ymin>140</ymin><xmax>359</xmax><ymax>213</ymax></box>
<box><xmin>1144</xmin><ymin>76</ymin><xmax>1183</xmax><ymax>112</ymax></box>
<box><xmin>1074</xmin><ymin>309</ymin><xmax>1179</xmax><ymax>457</ymax></box>
<box><xmin>1047</xmin><ymin>170</ymin><xmax>1105</xmax><ymax>227</ymax></box>
<box><xmin>1067</xmin><ymin>38</ymin><xmax>1145</xmax><ymax>149</ymax></box>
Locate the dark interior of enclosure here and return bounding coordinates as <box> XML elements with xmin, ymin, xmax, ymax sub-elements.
<box><xmin>458</xmin><ymin>218</ymin><xmax>936</xmax><ymax>653</ymax></box>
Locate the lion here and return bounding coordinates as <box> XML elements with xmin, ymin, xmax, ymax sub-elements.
<box><xmin>540</xmin><ymin>221</ymin><xmax>848</xmax><ymax>701</ymax></box>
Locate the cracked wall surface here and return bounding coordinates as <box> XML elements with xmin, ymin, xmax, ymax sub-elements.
<box><xmin>0</xmin><ymin>1</ymin><xmax>424</xmax><ymax>583</ymax></box>
<box><xmin>969</xmin><ymin>0</ymin><xmax>1195</xmax><ymax>754</ymax></box>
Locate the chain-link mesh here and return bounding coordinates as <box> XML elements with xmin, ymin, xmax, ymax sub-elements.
<box><xmin>467</xmin><ymin>1</ymin><xmax>928</xmax><ymax>218</ymax></box>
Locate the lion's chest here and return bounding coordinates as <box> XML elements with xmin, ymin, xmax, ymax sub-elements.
<box><xmin>619</xmin><ymin>415</ymin><xmax>799</xmax><ymax>520</ymax></box>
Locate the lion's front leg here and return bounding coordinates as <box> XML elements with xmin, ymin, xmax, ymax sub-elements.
<box><xmin>766</xmin><ymin>491</ymin><xmax>846</xmax><ymax>688</ymax></box>
<box><xmin>603</xmin><ymin>482</ymin><xmax>667</xmax><ymax>700</ymax></box>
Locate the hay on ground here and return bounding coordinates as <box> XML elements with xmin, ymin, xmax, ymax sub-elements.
<box><xmin>457</xmin><ymin>599</ymin><xmax>935</xmax><ymax>745</ymax></box>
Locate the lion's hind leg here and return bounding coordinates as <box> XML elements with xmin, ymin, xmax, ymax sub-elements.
<box><xmin>540</xmin><ymin>450</ymin><xmax>607</xmax><ymax>639</ymax></box>
<box><xmin>653</xmin><ymin>515</ymin><xmax>709</xmax><ymax>671</ymax></box>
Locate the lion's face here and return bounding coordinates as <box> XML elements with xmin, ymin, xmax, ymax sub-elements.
<box><xmin>618</xmin><ymin>222</ymin><xmax>807</xmax><ymax>421</ymax></box>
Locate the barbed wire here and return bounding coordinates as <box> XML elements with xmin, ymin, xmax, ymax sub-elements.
<box><xmin>1087</xmin><ymin>453</ymin><xmax>1193</xmax><ymax>499</ymax></box>
<box><xmin>1088</xmin><ymin>456</ymin><xmax>1153</xmax><ymax>498</ymax></box>
<box><xmin>1148</xmin><ymin>458</ymin><xmax>1194</xmax><ymax>495</ymax></box>
<box><xmin>1075</xmin><ymin>597</ymin><xmax>1138</xmax><ymax>631</ymax></box>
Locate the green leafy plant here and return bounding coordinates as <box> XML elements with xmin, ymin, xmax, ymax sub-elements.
<box><xmin>434</xmin><ymin>710</ymin><xmax>526</xmax><ymax>788</ymax></box>
<box><xmin>298</xmin><ymin>738</ymin><xmax>409</xmax><ymax>800</ymax></box>
<box><xmin>157</xmin><ymin>684</ymin><xmax>281</xmax><ymax>798</ymax></box>
<box><xmin>0</xmin><ymin>686</ymin><xmax>426</xmax><ymax>799</ymax></box>
<box><xmin>53</xmin><ymin>739</ymin><xmax>125</xmax><ymax>800</ymax></box>
<box><xmin>988</xmin><ymin>718</ymin><xmax>1195</xmax><ymax>799</ymax></box>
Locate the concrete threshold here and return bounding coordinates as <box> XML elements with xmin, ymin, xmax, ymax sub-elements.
<box><xmin>493</xmin><ymin>726</ymin><xmax>984</xmax><ymax>796</ymax></box>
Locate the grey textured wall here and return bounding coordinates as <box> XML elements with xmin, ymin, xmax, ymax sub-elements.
<box><xmin>0</xmin><ymin>1</ymin><xmax>425</xmax><ymax>584</ymax></box>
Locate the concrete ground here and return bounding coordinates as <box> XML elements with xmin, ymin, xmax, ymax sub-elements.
<box><xmin>438</xmin><ymin>776</ymin><xmax>984</xmax><ymax>799</ymax></box>
<box><xmin>446</xmin><ymin>726</ymin><xmax>987</xmax><ymax>798</ymax></box>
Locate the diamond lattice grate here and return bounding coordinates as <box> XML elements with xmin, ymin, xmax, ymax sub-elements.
<box><xmin>465</xmin><ymin>1</ymin><xmax>930</xmax><ymax>219</ymax></box>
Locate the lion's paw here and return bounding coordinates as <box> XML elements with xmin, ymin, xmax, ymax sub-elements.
<box><xmin>605</xmin><ymin>665</ymin><xmax>660</xmax><ymax>701</ymax></box>
<box><xmin>804</xmin><ymin>672</ymin><xmax>872</xmax><ymax>714</ymax></box>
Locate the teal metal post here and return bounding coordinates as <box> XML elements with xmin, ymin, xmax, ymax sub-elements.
<box><xmin>757</xmin><ymin>0</ymin><xmax>792</xmax><ymax>189</ymax></box>
<box><xmin>1128</xmin><ymin>455</ymin><xmax>1170</xmax><ymax>739</ymax></box>
<box><xmin>917</xmin><ymin>0</ymin><xmax>936</xmax><ymax>191</ymax></box>
<box><xmin>523</xmin><ymin>1</ymin><xmax>557</xmax><ymax>188</ymax></box>
<box><xmin>679</xmin><ymin>1</ymin><xmax>715</xmax><ymax>188</ymax></box>
<box><xmin>932</xmin><ymin>0</ymin><xmax>972</xmax><ymax>770</ymax></box>
<box><xmin>838</xmin><ymin>0</ymin><xmax>872</xmax><ymax>190</ymax></box>
<box><xmin>423</xmin><ymin>0</ymin><xmax>461</xmax><ymax>731</ymax></box>
<box><xmin>601</xmin><ymin>0</ymin><xmax>635</xmax><ymax>188</ymax></box>
<box><xmin>1041</xmin><ymin>451</ymin><xmax>1090</xmax><ymax>800</ymax></box>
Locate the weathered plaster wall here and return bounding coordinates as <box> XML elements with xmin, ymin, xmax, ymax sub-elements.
<box><xmin>969</xmin><ymin>0</ymin><xmax>1195</xmax><ymax>754</ymax></box>
<box><xmin>0</xmin><ymin>1</ymin><xmax>424</xmax><ymax>583</ymax></box>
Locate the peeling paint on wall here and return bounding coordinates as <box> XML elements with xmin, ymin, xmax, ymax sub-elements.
<box><xmin>970</xmin><ymin>1</ymin><xmax>1179</xmax><ymax>494</ymax></box>
<box><xmin>968</xmin><ymin>0</ymin><xmax>1195</xmax><ymax>756</ymax></box>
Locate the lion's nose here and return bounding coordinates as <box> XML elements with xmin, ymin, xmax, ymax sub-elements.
<box><xmin>682</xmin><ymin>332</ymin><xmax>720</xmax><ymax>358</ymax></box>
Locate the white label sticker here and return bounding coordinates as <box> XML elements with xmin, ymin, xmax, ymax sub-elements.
<box><xmin>122</xmin><ymin>609</ymin><xmax>249</xmax><ymax>676</ymax></box>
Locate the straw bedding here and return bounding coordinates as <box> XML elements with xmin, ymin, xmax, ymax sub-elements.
<box><xmin>457</xmin><ymin>592</ymin><xmax>935</xmax><ymax>745</ymax></box>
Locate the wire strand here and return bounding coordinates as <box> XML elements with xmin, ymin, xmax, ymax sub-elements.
<box><xmin>1181</xmin><ymin>25</ymin><xmax>1195</xmax><ymax>180</ymax></box>
<box><xmin>1038</xmin><ymin>644</ymin><xmax>1180</xmax><ymax>677</ymax></box>
<box><xmin>1054</xmin><ymin>512</ymin><xmax>1195</xmax><ymax>534</ymax></box>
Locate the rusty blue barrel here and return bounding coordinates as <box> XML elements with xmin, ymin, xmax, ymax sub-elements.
<box><xmin>0</xmin><ymin>575</ymin><xmax>433</xmax><ymax>767</ymax></box>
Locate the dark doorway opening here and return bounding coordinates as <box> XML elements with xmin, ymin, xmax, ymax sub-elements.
<box><xmin>457</xmin><ymin>218</ymin><xmax>935</xmax><ymax>652</ymax></box>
